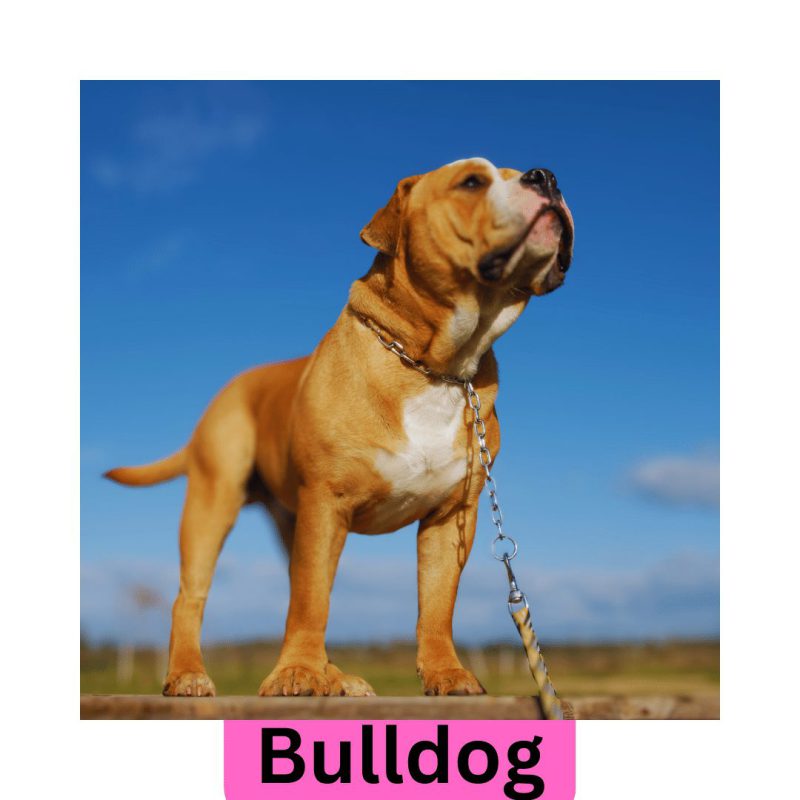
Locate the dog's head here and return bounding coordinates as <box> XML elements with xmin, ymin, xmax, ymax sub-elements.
<box><xmin>360</xmin><ymin>157</ymin><xmax>574</xmax><ymax>298</ymax></box>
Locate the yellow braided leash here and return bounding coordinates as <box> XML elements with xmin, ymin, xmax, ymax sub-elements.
<box><xmin>510</xmin><ymin>603</ymin><xmax>565</xmax><ymax>720</ymax></box>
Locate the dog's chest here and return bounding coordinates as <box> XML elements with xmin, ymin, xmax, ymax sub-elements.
<box><xmin>371</xmin><ymin>383</ymin><xmax>468</xmax><ymax>530</ymax></box>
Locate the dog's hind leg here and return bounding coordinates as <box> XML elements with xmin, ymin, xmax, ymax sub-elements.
<box><xmin>162</xmin><ymin>379</ymin><xmax>258</xmax><ymax>696</ymax></box>
<box><xmin>162</xmin><ymin>470</ymin><xmax>246</xmax><ymax>697</ymax></box>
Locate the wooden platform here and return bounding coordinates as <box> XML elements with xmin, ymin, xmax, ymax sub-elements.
<box><xmin>81</xmin><ymin>694</ymin><xmax>557</xmax><ymax>721</ymax></box>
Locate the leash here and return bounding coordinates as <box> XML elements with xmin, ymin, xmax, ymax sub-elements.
<box><xmin>354</xmin><ymin>311</ymin><xmax>565</xmax><ymax>720</ymax></box>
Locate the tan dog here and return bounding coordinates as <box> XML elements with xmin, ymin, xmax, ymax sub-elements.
<box><xmin>106</xmin><ymin>158</ymin><xmax>574</xmax><ymax>698</ymax></box>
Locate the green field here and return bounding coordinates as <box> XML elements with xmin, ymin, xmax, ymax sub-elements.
<box><xmin>81</xmin><ymin>638</ymin><xmax>719</xmax><ymax>701</ymax></box>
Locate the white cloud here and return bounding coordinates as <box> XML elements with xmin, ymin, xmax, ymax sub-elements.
<box><xmin>126</xmin><ymin>230</ymin><xmax>189</xmax><ymax>279</ymax></box>
<box><xmin>628</xmin><ymin>450</ymin><xmax>719</xmax><ymax>508</ymax></box>
<box><xmin>89</xmin><ymin>109</ymin><xmax>265</xmax><ymax>193</ymax></box>
<box><xmin>81</xmin><ymin>550</ymin><xmax>719</xmax><ymax>646</ymax></box>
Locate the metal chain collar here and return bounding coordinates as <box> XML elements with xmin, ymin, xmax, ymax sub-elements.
<box><xmin>354</xmin><ymin>312</ymin><xmax>468</xmax><ymax>386</ymax></box>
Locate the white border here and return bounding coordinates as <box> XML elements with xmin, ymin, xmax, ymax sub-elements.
<box><xmin>4</xmin><ymin>1</ymin><xmax>798</xmax><ymax>797</ymax></box>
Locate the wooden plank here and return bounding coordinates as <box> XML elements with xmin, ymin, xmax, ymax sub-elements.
<box><xmin>80</xmin><ymin>694</ymin><xmax>550</xmax><ymax>721</ymax></box>
<box><xmin>568</xmin><ymin>694</ymin><xmax>718</xmax><ymax>720</ymax></box>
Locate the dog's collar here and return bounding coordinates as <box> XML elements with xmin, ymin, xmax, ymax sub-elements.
<box><xmin>351</xmin><ymin>309</ymin><xmax>468</xmax><ymax>386</ymax></box>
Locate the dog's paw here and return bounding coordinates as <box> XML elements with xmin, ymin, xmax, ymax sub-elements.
<box><xmin>162</xmin><ymin>671</ymin><xmax>216</xmax><ymax>697</ymax></box>
<box><xmin>421</xmin><ymin>667</ymin><xmax>486</xmax><ymax>696</ymax></box>
<box><xmin>258</xmin><ymin>665</ymin><xmax>331</xmax><ymax>697</ymax></box>
<box><xmin>326</xmin><ymin>664</ymin><xmax>376</xmax><ymax>697</ymax></box>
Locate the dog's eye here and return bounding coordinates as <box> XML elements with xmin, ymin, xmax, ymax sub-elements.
<box><xmin>459</xmin><ymin>174</ymin><xmax>487</xmax><ymax>190</ymax></box>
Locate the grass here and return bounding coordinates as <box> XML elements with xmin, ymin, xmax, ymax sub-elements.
<box><xmin>81</xmin><ymin>638</ymin><xmax>719</xmax><ymax>699</ymax></box>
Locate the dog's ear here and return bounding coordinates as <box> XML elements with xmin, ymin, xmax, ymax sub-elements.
<box><xmin>360</xmin><ymin>175</ymin><xmax>421</xmax><ymax>256</ymax></box>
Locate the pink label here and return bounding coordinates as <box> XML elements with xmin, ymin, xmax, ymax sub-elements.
<box><xmin>224</xmin><ymin>719</ymin><xmax>575</xmax><ymax>798</ymax></box>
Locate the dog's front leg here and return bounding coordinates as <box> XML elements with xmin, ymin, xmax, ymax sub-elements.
<box><xmin>416</xmin><ymin>504</ymin><xmax>486</xmax><ymax>696</ymax></box>
<box><xmin>258</xmin><ymin>487</ymin><xmax>347</xmax><ymax>697</ymax></box>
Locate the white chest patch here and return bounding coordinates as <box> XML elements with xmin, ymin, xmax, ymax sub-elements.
<box><xmin>371</xmin><ymin>383</ymin><xmax>468</xmax><ymax>530</ymax></box>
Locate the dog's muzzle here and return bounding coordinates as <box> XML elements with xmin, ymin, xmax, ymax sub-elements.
<box><xmin>521</xmin><ymin>167</ymin><xmax>572</xmax><ymax>273</ymax></box>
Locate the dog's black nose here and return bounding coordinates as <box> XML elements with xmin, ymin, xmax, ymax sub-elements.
<box><xmin>521</xmin><ymin>168</ymin><xmax>559</xmax><ymax>197</ymax></box>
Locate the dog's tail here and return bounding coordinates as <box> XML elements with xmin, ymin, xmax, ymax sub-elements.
<box><xmin>104</xmin><ymin>448</ymin><xmax>187</xmax><ymax>487</ymax></box>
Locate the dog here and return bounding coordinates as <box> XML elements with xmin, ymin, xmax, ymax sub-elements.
<box><xmin>105</xmin><ymin>157</ymin><xmax>574</xmax><ymax>697</ymax></box>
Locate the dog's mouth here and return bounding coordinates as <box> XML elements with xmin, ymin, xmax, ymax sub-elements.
<box><xmin>477</xmin><ymin>239</ymin><xmax>524</xmax><ymax>282</ymax></box>
<box><xmin>478</xmin><ymin>204</ymin><xmax>573</xmax><ymax>283</ymax></box>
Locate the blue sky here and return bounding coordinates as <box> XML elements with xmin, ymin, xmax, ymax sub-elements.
<box><xmin>81</xmin><ymin>81</ymin><xmax>719</xmax><ymax>645</ymax></box>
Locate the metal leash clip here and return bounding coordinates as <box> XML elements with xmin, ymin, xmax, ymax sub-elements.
<box><xmin>491</xmin><ymin>532</ymin><xmax>527</xmax><ymax>611</ymax></box>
